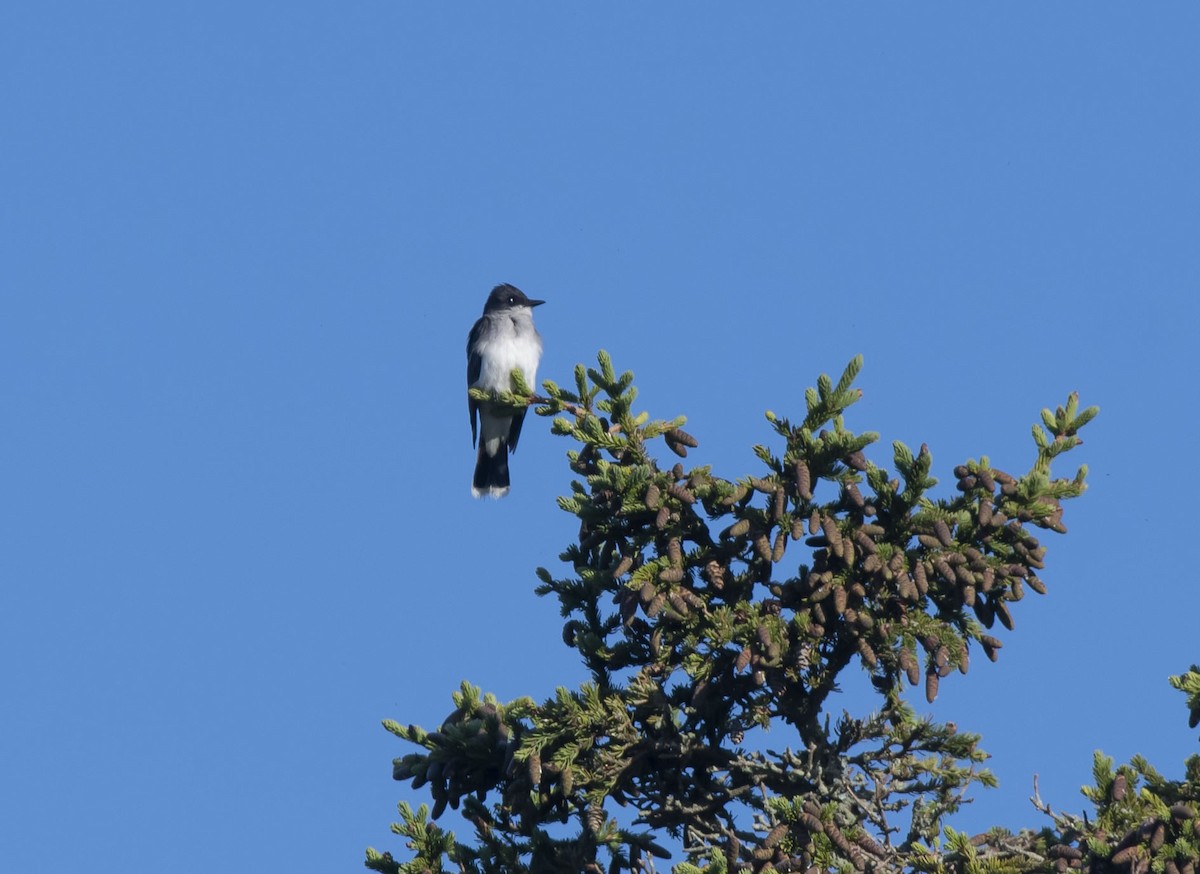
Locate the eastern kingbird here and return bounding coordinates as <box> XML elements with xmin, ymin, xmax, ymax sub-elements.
<box><xmin>467</xmin><ymin>284</ymin><xmax>545</xmax><ymax>498</ymax></box>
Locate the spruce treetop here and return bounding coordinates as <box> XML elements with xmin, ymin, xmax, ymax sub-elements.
<box><xmin>369</xmin><ymin>352</ymin><xmax>1197</xmax><ymax>873</ymax></box>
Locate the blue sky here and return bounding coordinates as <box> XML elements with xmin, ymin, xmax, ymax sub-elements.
<box><xmin>2</xmin><ymin>4</ymin><xmax>1198</xmax><ymax>871</ymax></box>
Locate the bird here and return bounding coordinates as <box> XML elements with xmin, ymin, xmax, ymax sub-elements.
<box><xmin>467</xmin><ymin>283</ymin><xmax>545</xmax><ymax>498</ymax></box>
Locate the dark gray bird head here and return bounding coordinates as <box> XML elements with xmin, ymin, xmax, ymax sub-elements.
<box><xmin>482</xmin><ymin>283</ymin><xmax>545</xmax><ymax>314</ymax></box>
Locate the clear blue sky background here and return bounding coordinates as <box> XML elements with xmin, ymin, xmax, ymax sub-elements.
<box><xmin>3</xmin><ymin>4</ymin><xmax>1198</xmax><ymax>871</ymax></box>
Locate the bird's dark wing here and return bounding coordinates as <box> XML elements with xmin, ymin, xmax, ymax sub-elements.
<box><xmin>467</xmin><ymin>321</ymin><xmax>484</xmax><ymax>447</ymax></box>
<box><xmin>508</xmin><ymin>408</ymin><xmax>527</xmax><ymax>453</ymax></box>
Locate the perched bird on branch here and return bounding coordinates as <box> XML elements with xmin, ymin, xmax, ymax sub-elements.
<box><xmin>467</xmin><ymin>283</ymin><xmax>544</xmax><ymax>498</ymax></box>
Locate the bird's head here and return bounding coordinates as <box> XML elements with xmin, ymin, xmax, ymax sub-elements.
<box><xmin>483</xmin><ymin>283</ymin><xmax>545</xmax><ymax>313</ymax></box>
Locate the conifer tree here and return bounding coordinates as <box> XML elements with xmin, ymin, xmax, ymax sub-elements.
<box><xmin>367</xmin><ymin>353</ymin><xmax>1199</xmax><ymax>873</ymax></box>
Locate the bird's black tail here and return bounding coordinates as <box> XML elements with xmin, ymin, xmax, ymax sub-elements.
<box><xmin>472</xmin><ymin>441</ymin><xmax>510</xmax><ymax>498</ymax></box>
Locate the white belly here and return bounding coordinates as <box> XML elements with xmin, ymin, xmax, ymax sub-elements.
<box><xmin>473</xmin><ymin>315</ymin><xmax>542</xmax><ymax>392</ymax></box>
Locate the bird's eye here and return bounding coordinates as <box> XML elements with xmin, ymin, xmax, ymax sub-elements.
<box><xmin>508</xmin><ymin>296</ymin><xmax>516</xmax><ymax>304</ymax></box>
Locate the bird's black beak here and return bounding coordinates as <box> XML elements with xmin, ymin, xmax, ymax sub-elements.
<box><xmin>528</xmin><ymin>299</ymin><xmax>546</xmax><ymax>307</ymax></box>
